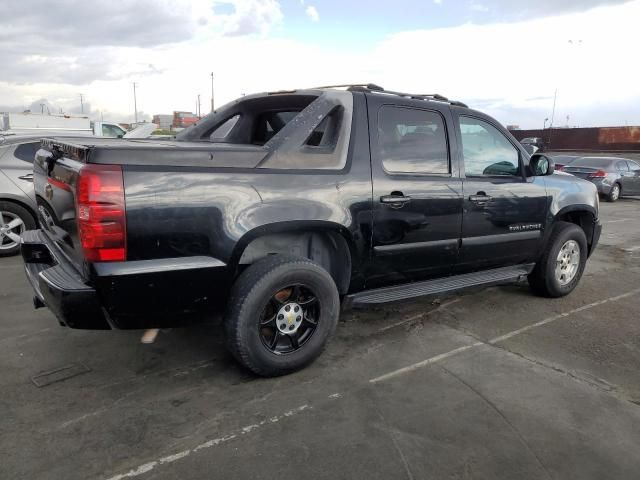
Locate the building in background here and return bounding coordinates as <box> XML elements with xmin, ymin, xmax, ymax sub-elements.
<box><xmin>510</xmin><ymin>126</ymin><xmax>640</xmax><ymax>152</ymax></box>
<box><xmin>172</xmin><ymin>111</ymin><xmax>199</xmax><ymax>129</ymax></box>
<box><xmin>152</xmin><ymin>114</ymin><xmax>173</xmax><ymax>130</ymax></box>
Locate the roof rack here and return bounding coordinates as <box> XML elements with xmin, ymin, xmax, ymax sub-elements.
<box><xmin>311</xmin><ymin>84</ymin><xmax>468</xmax><ymax>108</ymax></box>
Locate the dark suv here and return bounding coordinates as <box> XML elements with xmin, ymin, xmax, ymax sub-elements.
<box><xmin>21</xmin><ymin>84</ymin><xmax>601</xmax><ymax>376</ymax></box>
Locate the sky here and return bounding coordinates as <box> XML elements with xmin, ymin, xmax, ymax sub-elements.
<box><xmin>1</xmin><ymin>0</ymin><xmax>639</xmax><ymax>129</ymax></box>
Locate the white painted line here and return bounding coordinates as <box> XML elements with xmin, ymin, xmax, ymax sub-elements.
<box><xmin>603</xmin><ymin>218</ymin><xmax>632</xmax><ymax>224</ymax></box>
<box><xmin>623</xmin><ymin>246</ymin><xmax>640</xmax><ymax>252</ymax></box>
<box><xmin>369</xmin><ymin>343</ymin><xmax>484</xmax><ymax>384</ymax></box>
<box><xmin>369</xmin><ymin>288</ymin><xmax>640</xmax><ymax>384</ymax></box>
<box><xmin>105</xmin><ymin>404</ymin><xmax>311</xmax><ymax>480</ymax></box>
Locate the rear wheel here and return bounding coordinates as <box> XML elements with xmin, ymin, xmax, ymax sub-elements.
<box><xmin>224</xmin><ymin>255</ymin><xmax>340</xmax><ymax>377</ymax></box>
<box><xmin>0</xmin><ymin>202</ymin><xmax>35</xmax><ymax>257</ymax></box>
<box><xmin>607</xmin><ymin>183</ymin><xmax>621</xmax><ymax>202</ymax></box>
<box><xmin>529</xmin><ymin>222</ymin><xmax>587</xmax><ymax>298</ymax></box>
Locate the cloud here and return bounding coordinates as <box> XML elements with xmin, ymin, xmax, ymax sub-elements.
<box><xmin>468</xmin><ymin>0</ymin><xmax>631</xmax><ymax>20</ymax></box>
<box><xmin>1</xmin><ymin>0</ymin><xmax>639</xmax><ymax>128</ymax></box>
<box><xmin>211</xmin><ymin>0</ymin><xmax>284</xmax><ymax>36</ymax></box>
<box><xmin>0</xmin><ymin>0</ymin><xmax>195</xmax><ymax>48</ymax></box>
<box><xmin>469</xmin><ymin>2</ymin><xmax>489</xmax><ymax>12</ymax></box>
<box><xmin>0</xmin><ymin>0</ymin><xmax>284</xmax><ymax>85</ymax></box>
<box><xmin>305</xmin><ymin>5</ymin><xmax>320</xmax><ymax>22</ymax></box>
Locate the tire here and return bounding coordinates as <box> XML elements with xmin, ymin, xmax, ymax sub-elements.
<box><xmin>224</xmin><ymin>255</ymin><xmax>340</xmax><ymax>377</ymax></box>
<box><xmin>0</xmin><ymin>202</ymin><xmax>36</xmax><ymax>257</ymax></box>
<box><xmin>606</xmin><ymin>183</ymin><xmax>621</xmax><ymax>202</ymax></box>
<box><xmin>529</xmin><ymin>221</ymin><xmax>588</xmax><ymax>298</ymax></box>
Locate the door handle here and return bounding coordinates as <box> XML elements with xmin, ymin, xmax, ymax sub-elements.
<box><xmin>469</xmin><ymin>194</ymin><xmax>492</xmax><ymax>204</ymax></box>
<box><xmin>18</xmin><ymin>173</ymin><xmax>34</xmax><ymax>182</ymax></box>
<box><xmin>380</xmin><ymin>194</ymin><xmax>412</xmax><ymax>207</ymax></box>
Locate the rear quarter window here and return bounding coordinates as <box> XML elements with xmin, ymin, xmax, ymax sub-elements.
<box><xmin>13</xmin><ymin>142</ymin><xmax>40</xmax><ymax>164</ymax></box>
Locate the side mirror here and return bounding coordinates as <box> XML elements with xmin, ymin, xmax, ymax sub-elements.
<box><xmin>530</xmin><ymin>153</ymin><xmax>555</xmax><ymax>176</ymax></box>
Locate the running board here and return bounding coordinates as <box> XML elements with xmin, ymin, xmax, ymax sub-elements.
<box><xmin>344</xmin><ymin>264</ymin><xmax>535</xmax><ymax>308</ymax></box>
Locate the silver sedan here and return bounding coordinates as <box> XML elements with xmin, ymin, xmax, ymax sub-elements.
<box><xmin>563</xmin><ymin>156</ymin><xmax>640</xmax><ymax>202</ymax></box>
<box><xmin>0</xmin><ymin>136</ymin><xmax>39</xmax><ymax>256</ymax></box>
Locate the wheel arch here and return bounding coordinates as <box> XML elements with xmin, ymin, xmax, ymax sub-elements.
<box><xmin>0</xmin><ymin>196</ymin><xmax>38</xmax><ymax>224</ymax></box>
<box><xmin>552</xmin><ymin>205</ymin><xmax>597</xmax><ymax>254</ymax></box>
<box><xmin>231</xmin><ymin>221</ymin><xmax>355</xmax><ymax>294</ymax></box>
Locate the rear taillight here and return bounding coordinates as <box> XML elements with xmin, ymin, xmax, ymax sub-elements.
<box><xmin>588</xmin><ymin>170</ymin><xmax>607</xmax><ymax>178</ymax></box>
<box><xmin>76</xmin><ymin>164</ymin><xmax>126</xmax><ymax>262</ymax></box>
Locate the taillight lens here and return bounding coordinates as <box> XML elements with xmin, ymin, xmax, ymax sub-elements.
<box><xmin>76</xmin><ymin>164</ymin><xmax>126</xmax><ymax>262</ymax></box>
<box><xmin>589</xmin><ymin>170</ymin><xmax>607</xmax><ymax>178</ymax></box>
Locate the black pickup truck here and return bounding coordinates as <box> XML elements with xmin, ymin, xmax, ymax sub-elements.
<box><xmin>21</xmin><ymin>84</ymin><xmax>601</xmax><ymax>376</ymax></box>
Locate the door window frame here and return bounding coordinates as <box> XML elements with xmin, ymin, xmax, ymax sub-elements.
<box><xmin>454</xmin><ymin>113</ymin><xmax>527</xmax><ymax>182</ymax></box>
<box><xmin>375</xmin><ymin>104</ymin><xmax>453</xmax><ymax>178</ymax></box>
<box><xmin>369</xmin><ymin>102</ymin><xmax>460</xmax><ymax>180</ymax></box>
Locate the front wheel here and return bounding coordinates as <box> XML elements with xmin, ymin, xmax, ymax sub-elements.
<box><xmin>529</xmin><ymin>222</ymin><xmax>588</xmax><ymax>298</ymax></box>
<box><xmin>224</xmin><ymin>255</ymin><xmax>340</xmax><ymax>377</ymax></box>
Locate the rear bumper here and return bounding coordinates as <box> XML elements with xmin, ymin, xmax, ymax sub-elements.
<box><xmin>22</xmin><ymin>230</ymin><xmax>110</xmax><ymax>329</ymax></box>
<box><xmin>21</xmin><ymin>230</ymin><xmax>230</xmax><ymax>330</ymax></box>
<box><xmin>589</xmin><ymin>178</ymin><xmax>615</xmax><ymax>195</ymax></box>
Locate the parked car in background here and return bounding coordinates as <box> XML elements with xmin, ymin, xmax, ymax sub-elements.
<box><xmin>0</xmin><ymin>136</ymin><xmax>39</xmax><ymax>256</ymax></box>
<box><xmin>551</xmin><ymin>155</ymin><xmax>578</xmax><ymax>171</ymax></box>
<box><xmin>520</xmin><ymin>137</ymin><xmax>545</xmax><ymax>152</ymax></box>
<box><xmin>563</xmin><ymin>157</ymin><xmax>640</xmax><ymax>202</ymax></box>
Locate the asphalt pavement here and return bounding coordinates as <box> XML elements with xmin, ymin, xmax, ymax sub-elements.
<box><xmin>2</xmin><ymin>199</ymin><xmax>640</xmax><ymax>480</ymax></box>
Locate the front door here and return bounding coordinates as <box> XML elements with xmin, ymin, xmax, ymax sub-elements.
<box><xmin>367</xmin><ymin>100</ymin><xmax>463</xmax><ymax>289</ymax></box>
<box><xmin>454</xmin><ymin>114</ymin><xmax>548</xmax><ymax>271</ymax></box>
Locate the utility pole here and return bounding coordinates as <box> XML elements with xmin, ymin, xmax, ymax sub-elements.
<box><xmin>133</xmin><ymin>82</ymin><xmax>138</xmax><ymax>125</ymax></box>
<box><xmin>548</xmin><ymin>89</ymin><xmax>557</xmax><ymax>148</ymax></box>
<box><xmin>79</xmin><ymin>94</ymin><xmax>84</xmax><ymax>114</ymax></box>
<box><xmin>210</xmin><ymin>72</ymin><xmax>214</xmax><ymax>112</ymax></box>
<box><xmin>40</xmin><ymin>103</ymin><xmax>45</xmax><ymax>114</ymax></box>
<box><xmin>197</xmin><ymin>94</ymin><xmax>201</xmax><ymax>118</ymax></box>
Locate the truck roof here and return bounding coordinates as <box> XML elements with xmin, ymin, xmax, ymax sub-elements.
<box><xmin>300</xmin><ymin>84</ymin><xmax>470</xmax><ymax>109</ymax></box>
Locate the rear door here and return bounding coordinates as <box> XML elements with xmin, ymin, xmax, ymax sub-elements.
<box><xmin>615</xmin><ymin>160</ymin><xmax>634</xmax><ymax>194</ymax></box>
<box><xmin>0</xmin><ymin>142</ymin><xmax>38</xmax><ymax>201</ymax></box>
<box><xmin>626</xmin><ymin>160</ymin><xmax>640</xmax><ymax>194</ymax></box>
<box><xmin>453</xmin><ymin>113</ymin><xmax>548</xmax><ymax>271</ymax></box>
<box><xmin>367</xmin><ymin>97</ymin><xmax>463</xmax><ymax>288</ymax></box>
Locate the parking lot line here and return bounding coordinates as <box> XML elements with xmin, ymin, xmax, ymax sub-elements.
<box><xmin>369</xmin><ymin>288</ymin><xmax>640</xmax><ymax>384</ymax></box>
<box><xmin>602</xmin><ymin>218</ymin><xmax>632</xmax><ymax>224</ymax></box>
<box><xmin>105</xmin><ymin>404</ymin><xmax>313</xmax><ymax>480</ymax></box>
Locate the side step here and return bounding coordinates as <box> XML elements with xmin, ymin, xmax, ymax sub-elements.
<box><xmin>344</xmin><ymin>264</ymin><xmax>535</xmax><ymax>308</ymax></box>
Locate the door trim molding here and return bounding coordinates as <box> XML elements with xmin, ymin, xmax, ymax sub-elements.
<box><xmin>461</xmin><ymin>230</ymin><xmax>541</xmax><ymax>247</ymax></box>
<box><xmin>374</xmin><ymin>238</ymin><xmax>458</xmax><ymax>256</ymax></box>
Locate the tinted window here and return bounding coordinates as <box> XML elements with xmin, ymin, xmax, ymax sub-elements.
<box><xmin>210</xmin><ymin>115</ymin><xmax>240</xmax><ymax>141</ymax></box>
<box><xmin>102</xmin><ymin>124</ymin><xmax>124</xmax><ymax>137</ymax></box>
<box><xmin>13</xmin><ymin>142</ymin><xmax>39</xmax><ymax>164</ymax></box>
<box><xmin>459</xmin><ymin>117</ymin><xmax>520</xmax><ymax>176</ymax></box>
<box><xmin>627</xmin><ymin>161</ymin><xmax>640</xmax><ymax>172</ymax></box>
<box><xmin>377</xmin><ymin>106</ymin><xmax>449</xmax><ymax>174</ymax></box>
<box><xmin>253</xmin><ymin>111</ymin><xmax>301</xmax><ymax>145</ymax></box>
<box><xmin>616</xmin><ymin>161</ymin><xmax>629</xmax><ymax>172</ymax></box>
